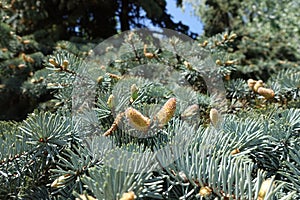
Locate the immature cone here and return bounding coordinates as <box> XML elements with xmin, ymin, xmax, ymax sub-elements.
<box><xmin>107</xmin><ymin>72</ymin><xmax>121</xmax><ymax>80</ymax></box>
<box><xmin>130</xmin><ymin>84</ymin><xmax>139</xmax><ymax>102</ymax></box>
<box><xmin>62</xmin><ymin>59</ymin><xmax>69</xmax><ymax>70</ymax></box>
<box><xmin>49</xmin><ymin>58</ymin><xmax>59</xmax><ymax>67</ymax></box>
<box><xmin>225</xmin><ymin>60</ymin><xmax>235</xmax><ymax>65</ymax></box>
<box><xmin>183</xmin><ymin>60</ymin><xmax>193</xmax><ymax>70</ymax></box>
<box><xmin>247</xmin><ymin>79</ymin><xmax>257</xmax><ymax>90</ymax></box>
<box><xmin>38</xmin><ymin>77</ymin><xmax>44</xmax><ymax>83</ymax></box>
<box><xmin>230</xmin><ymin>148</ymin><xmax>240</xmax><ymax>155</ymax></box>
<box><xmin>22</xmin><ymin>39</ymin><xmax>30</xmax><ymax>44</ymax></box>
<box><xmin>131</xmin><ymin>84</ymin><xmax>138</xmax><ymax>94</ymax></box>
<box><xmin>225</xmin><ymin>74</ymin><xmax>230</xmax><ymax>80</ymax></box>
<box><xmin>253</xmin><ymin>80</ymin><xmax>264</xmax><ymax>92</ymax></box>
<box><xmin>97</xmin><ymin>76</ymin><xmax>103</xmax><ymax>84</ymax></box>
<box><xmin>22</xmin><ymin>53</ymin><xmax>34</xmax><ymax>63</ymax></box>
<box><xmin>257</xmin><ymin>87</ymin><xmax>275</xmax><ymax>99</ymax></box>
<box><xmin>223</xmin><ymin>33</ymin><xmax>228</xmax><ymax>40</ymax></box>
<box><xmin>143</xmin><ymin>44</ymin><xmax>148</xmax><ymax>54</ymax></box>
<box><xmin>120</xmin><ymin>191</ymin><xmax>135</xmax><ymax>200</ymax></box>
<box><xmin>215</xmin><ymin>59</ymin><xmax>222</xmax><ymax>66</ymax></box>
<box><xmin>229</xmin><ymin>33</ymin><xmax>237</xmax><ymax>40</ymax></box>
<box><xmin>144</xmin><ymin>52</ymin><xmax>154</xmax><ymax>59</ymax></box>
<box><xmin>201</xmin><ymin>40</ymin><xmax>208</xmax><ymax>47</ymax></box>
<box><xmin>107</xmin><ymin>94</ymin><xmax>115</xmax><ymax>109</ymax></box>
<box><xmin>258</xmin><ymin>179</ymin><xmax>273</xmax><ymax>200</ymax></box>
<box><xmin>155</xmin><ymin>98</ymin><xmax>176</xmax><ymax>127</ymax></box>
<box><xmin>143</xmin><ymin>44</ymin><xmax>154</xmax><ymax>59</ymax></box>
<box><xmin>31</xmin><ymin>78</ymin><xmax>37</xmax><ymax>84</ymax></box>
<box><xmin>18</xmin><ymin>64</ymin><xmax>26</xmax><ymax>69</ymax></box>
<box><xmin>125</xmin><ymin>107</ymin><xmax>150</xmax><ymax>132</ymax></box>
<box><xmin>209</xmin><ymin>108</ymin><xmax>220</xmax><ymax>127</ymax></box>
<box><xmin>26</xmin><ymin>56</ymin><xmax>34</xmax><ymax>63</ymax></box>
<box><xmin>199</xmin><ymin>186</ymin><xmax>212</xmax><ymax>197</ymax></box>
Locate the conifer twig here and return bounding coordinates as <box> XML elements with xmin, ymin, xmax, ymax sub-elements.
<box><xmin>103</xmin><ymin>112</ymin><xmax>124</xmax><ymax>136</ymax></box>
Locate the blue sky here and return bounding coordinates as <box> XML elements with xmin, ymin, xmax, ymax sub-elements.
<box><xmin>139</xmin><ymin>1</ymin><xmax>204</xmax><ymax>35</ymax></box>
<box><xmin>166</xmin><ymin>1</ymin><xmax>203</xmax><ymax>35</ymax></box>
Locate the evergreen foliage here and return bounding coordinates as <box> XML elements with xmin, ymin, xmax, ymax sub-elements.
<box><xmin>0</xmin><ymin>0</ymin><xmax>299</xmax><ymax>199</ymax></box>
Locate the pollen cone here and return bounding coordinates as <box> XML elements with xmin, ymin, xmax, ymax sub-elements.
<box><xmin>125</xmin><ymin>107</ymin><xmax>150</xmax><ymax>132</ymax></box>
<box><xmin>257</xmin><ymin>87</ymin><xmax>275</xmax><ymax>99</ymax></box>
<box><xmin>155</xmin><ymin>98</ymin><xmax>176</xmax><ymax>127</ymax></box>
<box><xmin>209</xmin><ymin>108</ymin><xmax>220</xmax><ymax>127</ymax></box>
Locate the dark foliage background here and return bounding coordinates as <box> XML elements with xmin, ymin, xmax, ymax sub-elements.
<box><xmin>0</xmin><ymin>0</ymin><xmax>195</xmax><ymax>120</ymax></box>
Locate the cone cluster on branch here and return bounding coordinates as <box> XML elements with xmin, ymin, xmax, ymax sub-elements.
<box><xmin>22</xmin><ymin>53</ymin><xmax>34</xmax><ymax>63</ymax></box>
<box><xmin>48</xmin><ymin>58</ymin><xmax>69</xmax><ymax>71</ymax></box>
<box><xmin>103</xmin><ymin>98</ymin><xmax>177</xmax><ymax>136</ymax></box>
<box><xmin>247</xmin><ymin>79</ymin><xmax>275</xmax><ymax>99</ymax></box>
<box><xmin>126</xmin><ymin>97</ymin><xmax>176</xmax><ymax>131</ymax></box>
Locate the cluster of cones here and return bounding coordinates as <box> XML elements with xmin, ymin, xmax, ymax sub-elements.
<box><xmin>104</xmin><ymin>98</ymin><xmax>176</xmax><ymax>136</ymax></box>
<box><xmin>247</xmin><ymin>79</ymin><xmax>275</xmax><ymax>99</ymax></box>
